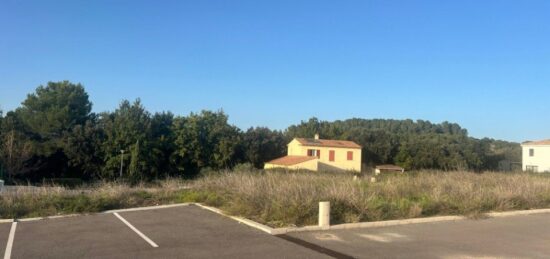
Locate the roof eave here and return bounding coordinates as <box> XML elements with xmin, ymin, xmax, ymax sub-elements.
<box><xmin>300</xmin><ymin>144</ymin><xmax>362</xmax><ymax>149</ymax></box>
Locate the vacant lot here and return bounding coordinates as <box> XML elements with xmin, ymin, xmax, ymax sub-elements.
<box><xmin>188</xmin><ymin>170</ymin><xmax>550</xmax><ymax>227</ymax></box>
<box><xmin>2</xmin><ymin>171</ymin><xmax>550</xmax><ymax>227</ymax></box>
<box><xmin>0</xmin><ymin>180</ymin><xmax>190</xmax><ymax>218</ymax></box>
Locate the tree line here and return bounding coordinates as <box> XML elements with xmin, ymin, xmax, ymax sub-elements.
<box><xmin>0</xmin><ymin>81</ymin><xmax>520</xmax><ymax>183</ymax></box>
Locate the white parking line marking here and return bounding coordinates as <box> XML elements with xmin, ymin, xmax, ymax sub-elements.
<box><xmin>3</xmin><ymin>222</ymin><xmax>17</xmax><ymax>259</ymax></box>
<box><xmin>314</xmin><ymin>233</ymin><xmax>343</xmax><ymax>242</ymax></box>
<box><xmin>384</xmin><ymin>233</ymin><xmax>406</xmax><ymax>238</ymax></box>
<box><xmin>358</xmin><ymin>234</ymin><xmax>392</xmax><ymax>243</ymax></box>
<box><xmin>113</xmin><ymin>213</ymin><xmax>158</xmax><ymax>248</ymax></box>
<box><xmin>104</xmin><ymin>203</ymin><xmax>190</xmax><ymax>214</ymax></box>
<box><xmin>357</xmin><ymin>232</ymin><xmax>409</xmax><ymax>243</ymax></box>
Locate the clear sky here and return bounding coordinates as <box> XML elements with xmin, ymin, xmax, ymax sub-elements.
<box><xmin>1</xmin><ymin>0</ymin><xmax>549</xmax><ymax>142</ymax></box>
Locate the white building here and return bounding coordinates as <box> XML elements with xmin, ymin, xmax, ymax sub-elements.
<box><xmin>522</xmin><ymin>139</ymin><xmax>550</xmax><ymax>173</ymax></box>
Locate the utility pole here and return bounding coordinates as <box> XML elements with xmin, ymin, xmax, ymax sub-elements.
<box><xmin>119</xmin><ymin>150</ymin><xmax>125</xmax><ymax>178</ymax></box>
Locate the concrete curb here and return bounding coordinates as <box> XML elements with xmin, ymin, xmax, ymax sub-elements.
<box><xmin>16</xmin><ymin>217</ymin><xmax>46</xmax><ymax>222</ymax></box>
<box><xmin>196</xmin><ymin>206</ymin><xmax>550</xmax><ymax>235</ymax></box>
<box><xmin>3</xmin><ymin>203</ymin><xmax>550</xmax><ymax>233</ymax></box>
<box><xmin>1</xmin><ymin>203</ymin><xmax>192</xmax><ymax>223</ymax></box>
<box><xmin>103</xmin><ymin>203</ymin><xmax>191</xmax><ymax>214</ymax></box>
<box><xmin>194</xmin><ymin>203</ymin><xmax>276</xmax><ymax>234</ymax></box>
<box><xmin>192</xmin><ymin>205</ymin><xmax>467</xmax><ymax>235</ymax></box>
<box><xmin>486</xmin><ymin>208</ymin><xmax>550</xmax><ymax>217</ymax></box>
<box><xmin>271</xmin><ymin>215</ymin><xmax>466</xmax><ymax>234</ymax></box>
<box><xmin>16</xmin><ymin>214</ymin><xmax>83</xmax><ymax>222</ymax></box>
<box><xmin>269</xmin><ymin>208</ymin><xmax>550</xmax><ymax>234</ymax></box>
<box><xmin>47</xmin><ymin>214</ymin><xmax>82</xmax><ymax>219</ymax></box>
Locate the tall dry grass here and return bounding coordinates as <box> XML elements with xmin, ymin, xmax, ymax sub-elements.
<box><xmin>0</xmin><ymin>178</ymin><xmax>190</xmax><ymax>218</ymax></box>
<box><xmin>2</xmin><ymin>171</ymin><xmax>550</xmax><ymax>226</ymax></box>
<box><xmin>190</xmin><ymin>170</ymin><xmax>550</xmax><ymax>227</ymax></box>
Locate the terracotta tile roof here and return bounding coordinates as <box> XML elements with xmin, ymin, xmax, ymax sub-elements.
<box><xmin>295</xmin><ymin>138</ymin><xmax>362</xmax><ymax>149</ymax></box>
<box><xmin>266</xmin><ymin>156</ymin><xmax>317</xmax><ymax>166</ymax></box>
<box><xmin>376</xmin><ymin>164</ymin><xmax>405</xmax><ymax>171</ymax></box>
<box><xmin>522</xmin><ymin>139</ymin><xmax>550</xmax><ymax>145</ymax></box>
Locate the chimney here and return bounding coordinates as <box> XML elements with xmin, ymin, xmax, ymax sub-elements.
<box><xmin>314</xmin><ymin>133</ymin><xmax>319</xmax><ymax>140</ymax></box>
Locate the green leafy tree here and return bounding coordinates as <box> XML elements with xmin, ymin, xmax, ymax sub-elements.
<box><xmin>17</xmin><ymin>81</ymin><xmax>91</xmax><ymax>149</ymax></box>
<box><xmin>0</xmin><ymin>81</ymin><xmax>523</xmax><ymax>182</ymax></box>
<box><xmin>129</xmin><ymin>140</ymin><xmax>147</xmax><ymax>181</ymax></box>
<box><xmin>286</xmin><ymin>117</ymin><xmax>322</xmax><ymax>139</ymax></box>
<box><xmin>394</xmin><ymin>147</ymin><xmax>414</xmax><ymax>170</ymax></box>
<box><xmin>63</xmin><ymin>117</ymin><xmax>104</xmax><ymax>180</ymax></box>
<box><xmin>242</xmin><ymin>127</ymin><xmax>287</xmax><ymax>168</ymax></box>
<box><xmin>7</xmin><ymin>81</ymin><xmax>93</xmax><ymax>180</ymax></box>
<box><xmin>150</xmin><ymin>112</ymin><xmax>176</xmax><ymax>177</ymax></box>
<box><xmin>100</xmin><ymin>99</ymin><xmax>153</xmax><ymax>180</ymax></box>
<box><xmin>0</xmin><ymin>112</ymin><xmax>33</xmax><ymax>181</ymax></box>
<box><xmin>173</xmin><ymin>110</ymin><xmax>243</xmax><ymax>175</ymax></box>
<box><xmin>284</xmin><ymin>117</ymin><xmax>519</xmax><ymax>171</ymax></box>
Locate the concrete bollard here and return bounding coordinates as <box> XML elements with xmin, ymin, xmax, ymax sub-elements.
<box><xmin>0</xmin><ymin>180</ymin><xmax>3</xmax><ymax>192</ymax></box>
<box><xmin>319</xmin><ymin>201</ymin><xmax>330</xmax><ymax>227</ymax></box>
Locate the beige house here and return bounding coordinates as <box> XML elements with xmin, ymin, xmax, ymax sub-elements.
<box><xmin>522</xmin><ymin>139</ymin><xmax>550</xmax><ymax>173</ymax></box>
<box><xmin>264</xmin><ymin>134</ymin><xmax>362</xmax><ymax>172</ymax></box>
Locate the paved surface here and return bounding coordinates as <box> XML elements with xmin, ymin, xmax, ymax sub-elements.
<box><xmin>0</xmin><ymin>223</ymin><xmax>10</xmax><ymax>256</ymax></box>
<box><xmin>4</xmin><ymin>206</ymin><xmax>550</xmax><ymax>259</ymax></box>
<box><xmin>2</xmin><ymin>205</ymin><xmax>328</xmax><ymax>259</ymax></box>
<box><xmin>287</xmin><ymin>213</ymin><xmax>550</xmax><ymax>259</ymax></box>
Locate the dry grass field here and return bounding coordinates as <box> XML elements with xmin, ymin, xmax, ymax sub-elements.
<box><xmin>2</xmin><ymin>170</ymin><xmax>550</xmax><ymax>227</ymax></box>
<box><xmin>0</xmin><ymin>179</ymin><xmax>189</xmax><ymax>218</ymax></box>
<box><xmin>189</xmin><ymin>170</ymin><xmax>550</xmax><ymax>227</ymax></box>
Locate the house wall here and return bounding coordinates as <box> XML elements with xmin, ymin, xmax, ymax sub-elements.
<box><xmin>287</xmin><ymin>139</ymin><xmax>362</xmax><ymax>172</ymax></box>
<box><xmin>264</xmin><ymin>158</ymin><xmax>319</xmax><ymax>171</ymax></box>
<box><xmin>287</xmin><ymin>139</ymin><xmax>302</xmax><ymax>156</ymax></box>
<box><xmin>522</xmin><ymin>145</ymin><xmax>550</xmax><ymax>172</ymax></box>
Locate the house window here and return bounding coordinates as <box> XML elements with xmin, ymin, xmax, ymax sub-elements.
<box><xmin>529</xmin><ymin>149</ymin><xmax>535</xmax><ymax>157</ymax></box>
<box><xmin>329</xmin><ymin>150</ymin><xmax>335</xmax><ymax>162</ymax></box>
<box><xmin>307</xmin><ymin>149</ymin><xmax>320</xmax><ymax>158</ymax></box>
<box><xmin>526</xmin><ymin>165</ymin><xmax>538</xmax><ymax>172</ymax></box>
<box><xmin>347</xmin><ymin>151</ymin><xmax>353</xmax><ymax>161</ymax></box>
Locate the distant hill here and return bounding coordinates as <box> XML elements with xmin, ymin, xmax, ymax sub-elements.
<box><xmin>286</xmin><ymin>118</ymin><xmax>521</xmax><ymax>171</ymax></box>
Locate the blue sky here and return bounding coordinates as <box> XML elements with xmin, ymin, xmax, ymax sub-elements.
<box><xmin>1</xmin><ymin>0</ymin><xmax>549</xmax><ymax>142</ymax></box>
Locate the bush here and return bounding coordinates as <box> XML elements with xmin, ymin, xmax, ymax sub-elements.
<box><xmin>232</xmin><ymin>163</ymin><xmax>256</xmax><ymax>172</ymax></box>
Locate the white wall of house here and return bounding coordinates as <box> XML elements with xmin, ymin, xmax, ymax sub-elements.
<box><xmin>522</xmin><ymin>144</ymin><xmax>550</xmax><ymax>172</ymax></box>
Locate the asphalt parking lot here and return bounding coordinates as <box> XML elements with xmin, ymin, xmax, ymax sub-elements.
<box><xmin>3</xmin><ymin>205</ymin><xmax>550</xmax><ymax>259</ymax></box>
<box><xmin>1</xmin><ymin>205</ymin><xmax>329</xmax><ymax>259</ymax></box>
<box><xmin>287</xmin><ymin>213</ymin><xmax>550</xmax><ymax>259</ymax></box>
<box><xmin>0</xmin><ymin>223</ymin><xmax>10</xmax><ymax>256</ymax></box>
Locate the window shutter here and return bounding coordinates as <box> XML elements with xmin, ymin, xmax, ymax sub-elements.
<box><xmin>329</xmin><ymin>150</ymin><xmax>335</xmax><ymax>162</ymax></box>
<box><xmin>347</xmin><ymin>151</ymin><xmax>353</xmax><ymax>161</ymax></box>
<box><xmin>317</xmin><ymin>150</ymin><xmax>321</xmax><ymax>158</ymax></box>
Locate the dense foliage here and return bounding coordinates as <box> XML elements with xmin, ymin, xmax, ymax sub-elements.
<box><xmin>287</xmin><ymin>118</ymin><xmax>520</xmax><ymax>171</ymax></box>
<box><xmin>0</xmin><ymin>81</ymin><xmax>520</xmax><ymax>183</ymax></box>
